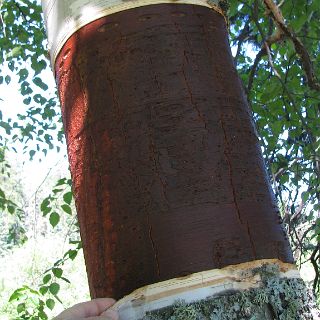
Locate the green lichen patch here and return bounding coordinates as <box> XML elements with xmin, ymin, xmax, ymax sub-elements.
<box><xmin>142</xmin><ymin>265</ymin><xmax>318</xmax><ymax>320</ymax></box>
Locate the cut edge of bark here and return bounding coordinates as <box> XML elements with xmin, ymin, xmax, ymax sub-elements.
<box><xmin>42</xmin><ymin>0</ymin><xmax>227</xmax><ymax>68</ymax></box>
<box><xmin>113</xmin><ymin>259</ymin><xmax>318</xmax><ymax>319</ymax></box>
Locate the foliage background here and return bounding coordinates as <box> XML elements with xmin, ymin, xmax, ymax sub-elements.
<box><xmin>0</xmin><ymin>0</ymin><xmax>319</xmax><ymax>318</ymax></box>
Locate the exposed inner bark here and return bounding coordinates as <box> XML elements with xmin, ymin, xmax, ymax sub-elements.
<box><xmin>55</xmin><ymin>4</ymin><xmax>293</xmax><ymax>299</ymax></box>
<box><xmin>143</xmin><ymin>277</ymin><xmax>316</xmax><ymax>320</ymax></box>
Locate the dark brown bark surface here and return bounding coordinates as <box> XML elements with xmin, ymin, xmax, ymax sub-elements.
<box><xmin>55</xmin><ymin>4</ymin><xmax>293</xmax><ymax>299</ymax></box>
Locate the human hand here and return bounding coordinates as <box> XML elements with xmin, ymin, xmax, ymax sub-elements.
<box><xmin>54</xmin><ymin>298</ymin><xmax>119</xmax><ymax>320</ymax></box>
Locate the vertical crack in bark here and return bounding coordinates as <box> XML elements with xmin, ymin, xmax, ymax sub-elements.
<box><xmin>146</xmin><ymin>134</ymin><xmax>169</xmax><ymax>277</ymax></box>
<box><xmin>220</xmin><ymin>116</ymin><xmax>257</xmax><ymax>260</ymax></box>
<box><xmin>135</xmin><ymin>166</ymin><xmax>161</xmax><ymax>278</ymax></box>
<box><xmin>149</xmin><ymin>137</ymin><xmax>170</xmax><ymax>208</ymax></box>
<box><xmin>247</xmin><ymin>222</ymin><xmax>257</xmax><ymax>259</ymax></box>
<box><xmin>107</xmin><ymin>74</ymin><xmax>123</xmax><ymax>123</ymax></box>
<box><xmin>181</xmin><ymin>68</ymin><xmax>209</xmax><ymax>131</ymax></box>
<box><xmin>220</xmin><ymin>116</ymin><xmax>243</xmax><ymax>226</ymax></box>
<box><xmin>174</xmin><ymin>22</ymin><xmax>209</xmax><ymax>132</ymax></box>
<box><xmin>147</xmin><ymin>209</ymin><xmax>161</xmax><ymax>277</ymax></box>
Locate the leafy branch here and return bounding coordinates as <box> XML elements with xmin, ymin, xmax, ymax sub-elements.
<box><xmin>263</xmin><ymin>0</ymin><xmax>320</xmax><ymax>91</ymax></box>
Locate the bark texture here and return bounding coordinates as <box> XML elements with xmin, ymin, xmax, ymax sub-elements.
<box><xmin>55</xmin><ymin>4</ymin><xmax>293</xmax><ymax>299</ymax></box>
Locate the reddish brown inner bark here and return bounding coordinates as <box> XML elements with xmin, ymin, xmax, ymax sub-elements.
<box><xmin>55</xmin><ymin>4</ymin><xmax>293</xmax><ymax>299</ymax></box>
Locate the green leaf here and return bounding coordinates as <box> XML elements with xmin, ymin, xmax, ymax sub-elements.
<box><xmin>68</xmin><ymin>250</ymin><xmax>78</xmax><ymax>260</ymax></box>
<box><xmin>60</xmin><ymin>277</ymin><xmax>71</xmax><ymax>284</ymax></box>
<box><xmin>301</xmin><ymin>191</ymin><xmax>309</xmax><ymax>203</ymax></box>
<box><xmin>9</xmin><ymin>289</ymin><xmax>23</xmax><ymax>302</ymax></box>
<box><xmin>39</xmin><ymin>310</ymin><xmax>48</xmax><ymax>320</ymax></box>
<box><xmin>61</xmin><ymin>204</ymin><xmax>72</xmax><ymax>215</ymax></box>
<box><xmin>52</xmin><ymin>268</ymin><xmax>63</xmax><ymax>278</ymax></box>
<box><xmin>46</xmin><ymin>298</ymin><xmax>55</xmax><ymax>310</ymax></box>
<box><xmin>0</xmin><ymin>188</ymin><xmax>5</xmax><ymax>199</ymax></box>
<box><xmin>7</xmin><ymin>205</ymin><xmax>15</xmax><ymax>214</ymax></box>
<box><xmin>49</xmin><ymin>212</ymin><xmax>60</xmax><ymax>228</ymax></box>
<box><xmin>5</xmin><ymin>75</ymin><xmax>11</xmax><ymax>84</ymax></box>
<box><xmin>43</xmin><ymin>274</ymin><xmax>51</xmax><ymax>284</ymax></box>
<box><xmin>33</xmin><ymin>77</ymin><xmax>49</xmax><ymax>91</ymax></box>
<box><xmin>33</xmin><ymin>59</ymin><xmax>47</xmax><ymax>75</ymax></box>
<box><xmin>33</xmin><ymin>94</ymin><xmax>47</xmax><ymax>105</ymax></box>
<box><xmin>29</xmin><ymin>150</ymin><xmax>36</xmax><ymax>160</ymax></box>
<box><xmin>23</xmin><ymin>97</ymin><xmax>32</xmax><ymax>105</ymax></box>
<box><xmin>41</xmin><ymin>198</ymin><xmax>51</xmax><ymax>216</ymax></box>
<box><xmin>21</xmin><ymin>81</ymin><xmax>33</xmax><ymax>95</ymax></box>
<box><xmin>63</xmin><ymin>192</ymin><xmax>72</xmax><ymax>205</ymax></box>
<box><xmin>0</xmin><ymin>121</ymin><xmax>12</xmax><ymax>134</ymax></box>
<box><xmin>17</xmin><ymin>303</ymin><xmax>25</xmax><ymax>314</ymax></box>
<box><xmin>39</xmin><ymin>286</ymin><xmax>48</xmax><ymax>295</ymax></box>
<box><xmin>7</xmin><ymin>46</ymin><xmax>22</xmax><ymax>59</ymax></box>
<box><xmin>49</xmin><ymin>283</ymin><xmax>60</xmax><ymax>295</ymax></box>
<box><xmin>19</xmin><ymin>69</ymin><xmax>29</xmax><ymax>83</ymax></box>
<box><xmin>56</xmin><ymin>178</ymin><xmax>67</xmax><ymax>186</ymax></box>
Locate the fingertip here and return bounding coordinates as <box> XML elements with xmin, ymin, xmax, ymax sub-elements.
<box><xmin>100</xmin><ymin>307</ymin><xmax>119</xmax><ymax>320</ymax></box>
<box><xmin>90</xmin><ymin>297</ymin><xmax>117</xmax><ymax>314</ymax></box>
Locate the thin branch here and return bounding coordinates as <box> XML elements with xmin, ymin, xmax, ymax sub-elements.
<box><xmin>0</xmin><ymin>0</ymin><xmax>6</xmax><ymax>37</ymax></box>
<box><xmin>310</xmin><ymin>243</ymin><xmax>320</xmax><ymax>292</ymax></box>
<box><xmin>264</xmin><ymin>41</ymin><xmax>281</xmax><ymax>79</ymax></box>
<box><xmin>233</xmin><ymin>20</ymin><xmax>252</xmax><ymax>66</ymax></box>
<box><xmin>246</xmin><ymin>0</ymin><xmax>285</xmax><ymax>93</ymax></box>
<box><xmin>13</xmin><ymin>1</ymin><xmax>28</xmax><ymax>21</ymax></box>
<box><xmin>263</xmin><ymin>0</ymin><xmax>320</xmax><ymax>91</ymax></box>
<box><xmin>247</xmin><ymin>47</ymin><xmax>267</xmax><ymax>92</ymax></box>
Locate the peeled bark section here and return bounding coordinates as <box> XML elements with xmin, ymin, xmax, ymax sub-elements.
<box><xmin>55</xmin><ymin>4</ymin><xmax>293</xmax><ymax>299</ymax></box>
<box><xmin>113</xmin><ymin>259</ymin><xmax>316</xmax><ymax>320</ymax></box>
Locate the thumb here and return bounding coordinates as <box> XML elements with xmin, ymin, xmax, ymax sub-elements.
<box><xmin>100</xmin><ymin>307</ymin><xmax>119</xmax><ymax>320</ymax></box>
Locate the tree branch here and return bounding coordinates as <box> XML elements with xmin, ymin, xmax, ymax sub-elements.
<box><xmin>310</xmin><ymin>243</ymin><xmax>320</xmax><ymax>292</ymax></box>
<box><xmin>247</xmin><ymin>47</ymin><xmax>266</xmax><ymax>92</ymax></box>
<box><xmin>263</xmin><ymin>0</ymin><xmax>320</xmax><ymax>91</ymax></box>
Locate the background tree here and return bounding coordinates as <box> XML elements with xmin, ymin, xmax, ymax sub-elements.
<box><xmin>0</xmin><ymin>0</ymin><xmax>319</xmax><ymax>318</ymax></box>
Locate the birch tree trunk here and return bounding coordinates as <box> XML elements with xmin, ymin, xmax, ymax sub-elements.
<box><xmin>42</xmin><ymin>1</ymin><xmax>317</xmax><ymax>318</ymax></box>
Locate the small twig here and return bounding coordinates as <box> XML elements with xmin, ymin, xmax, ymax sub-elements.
<box><xmin>13</xmin><ymin>1</ymin><xmax>28</xmax><ymax>21</ymax></box>
<box><xmin>233</xmin><ymin>20</ymin><xmax>252</xmax><ymax>66</ymax></box>
<box><xmin>264</xmin><ymin>41</ymin><xmax>281</xmax><ymax>79</ymax></box>
<box><xmin>247</xmin><ymin>47</ymin><xmax>267</xmax><ymax>92</ymax></box>
<box><xmin>0</xmin><ymin>1</ymin><xmax>6</xmax><ymax>37</ymax></box>
<box><xmin>62</xmin><ymin>215</ymin><xmax>78</xmax><ymax>255</ymax></box>
<box><xmin>310</xmin><ymin>243</ymin><xmax>320</xmax><ymax>292</ymax></box>
<box><xmin>246</xmin><ymin>0</ymin><xmax>285</xmax><ymax>93</ymax></box>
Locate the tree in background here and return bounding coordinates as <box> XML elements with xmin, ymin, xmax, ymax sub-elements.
<box><xmin>0</xmin><ymin>147</ymin><xmax>27</xmax><ymax>254</ymax></box>
<box><xmin>0</xmin><ymin>0</ymin><xmax>319</xmax><ymax>318</ymax></box>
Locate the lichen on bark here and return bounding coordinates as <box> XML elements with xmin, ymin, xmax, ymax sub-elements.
<box><xmin>142</xmin><ymin>264</ymin><xmax>318</xmax><ymax>320</ymax></box>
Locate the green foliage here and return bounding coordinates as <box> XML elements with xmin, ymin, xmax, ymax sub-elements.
<box><xmin>5</xmin><ymin>236</ymin><xmax>83</xmax><ymax>319</ymax></box>
<box><xmin>0</xmin><ymin>0</ymin><xmax>63</xmax><ymax>157</ymax></box>
<box><xmin>228</xmin><ymin>0</ymin><xmax>320</xmax><ymax>293</ymax></box>
<box><xmin>40</xmin><ymin>177</ymin><xmax>73</xmax><ymax>220</ymax></box>
<box><xmin>0</xmin><ymin>148</ymin><xmax>27</xmax><ymax>255</ymax></box>
<box><xmin>9</xmin><ymin>286</ymin><xmax>48</xmax><ymax>320</ymax></box>
<box><xmin>1</xmin><ymin>233</ymin><xmax>87</xmax><ymax>319</ymax></box>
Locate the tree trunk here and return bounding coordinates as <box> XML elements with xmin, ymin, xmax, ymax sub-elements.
<box><xmin>42</xmin><ymin>1</ymin><xmax>316</xmax><ymax>318</ymax></box>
